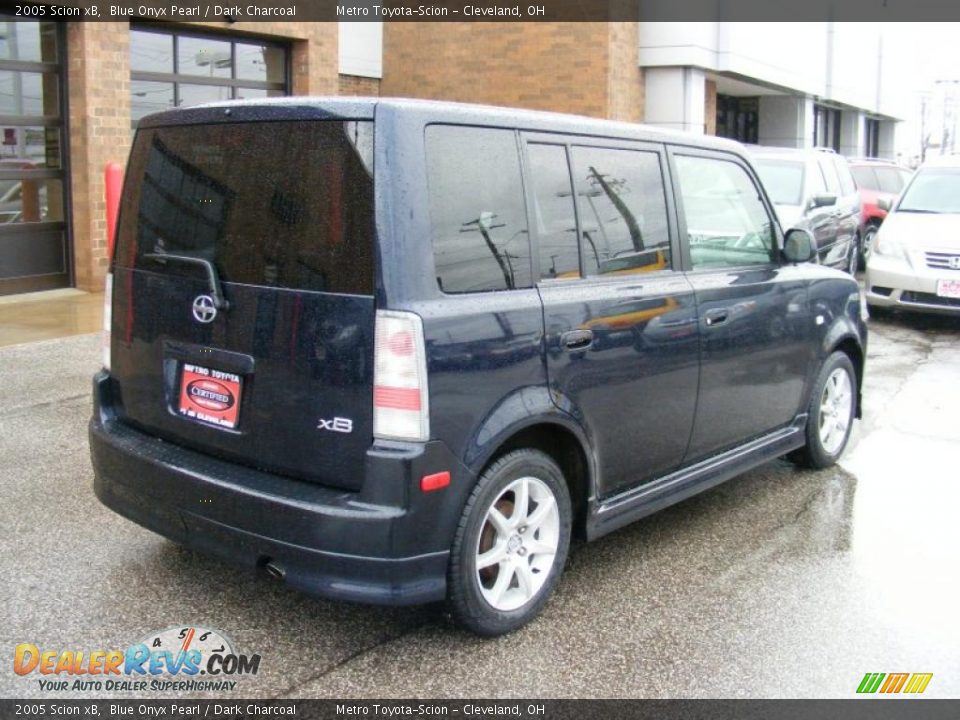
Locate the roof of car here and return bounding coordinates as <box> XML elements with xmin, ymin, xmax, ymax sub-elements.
<box><xmin>135</xmin><ymin>96</ymin><xmax>748</xmax><ymax>154</ymax></box>
<box><xmin>746</xmin><ymin>145</ymin><xmax>843</xmax><ymax>161</ymax></box>
<box><xmin>919</xmin><ymin>154</ymin><xmax>960</xmax><ymax>169</ymax></box>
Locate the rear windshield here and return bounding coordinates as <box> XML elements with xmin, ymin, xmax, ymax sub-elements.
<box><xmin>753</xmin><ymin>159</ymin><xmax>804</xmax><ymax>206</ymax></box>
<box><xmin>116</xmin><ymin>120</ymin><xmax>375</xmax><ymax>295</ymax></box>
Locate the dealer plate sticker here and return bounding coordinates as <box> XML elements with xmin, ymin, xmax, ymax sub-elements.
<box><xmin>937</xmin><ymin>279</ymin><xmax>960</xmax><ymax>299</ymax></box>
<box><xmin>178</xmin><ymin>364</ymin><xmax>242</xmax><ymax>429</ymax></box>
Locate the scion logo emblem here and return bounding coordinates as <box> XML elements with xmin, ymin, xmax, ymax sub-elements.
<box><xmin>192</xmin><ymin>295</ymin><xmax>217</xmax><ymax>324</ymax></box>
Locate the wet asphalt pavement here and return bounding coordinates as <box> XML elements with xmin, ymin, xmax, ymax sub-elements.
<box><xmin>1</xmin><ymin>311</ymin><xmax>958</xmax><ymax>699</ymax></box>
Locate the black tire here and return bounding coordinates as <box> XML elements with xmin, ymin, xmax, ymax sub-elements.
<box><xmin>847</xmin><ymin>234</ymin><xmax>860</xmax><ymax>276</ymax></box>
<box><xmin>447</xmin><ymin>449</ymin><xmax>572</xmax><ymax>636</ymax></box>
<box><xmin>791</xmin><ymin>351</ymin><xmax>857</xmax><ymax>469</ymax></box>
<box><xmin>860</xmin><ymin>224</ymin><xmax>879</xmax><ymax>271</ymax></box>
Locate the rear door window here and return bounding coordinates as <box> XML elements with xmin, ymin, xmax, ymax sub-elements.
<box><xmin>118</xmin><ymin>120</ymin><xmax>375</xmax><ymax>295</ymax></box>
<box><xmin>570</xmin><ymin>146</ymin><xmax>671</xmax><ymax>276</ymax></box>
<box><xmin>425</xmin><ymin>126</ymin><xmax>531</xmax><ymax>293</ymax></box>
<box><xmin>818</xmin><ymin>156</ymin><xmax>842</xmax><ymax>194</ymax></box>
<box><xmin>835</xmin><ymin>157</ymin><xmax>857</xmax><ymax>196</ymax></box>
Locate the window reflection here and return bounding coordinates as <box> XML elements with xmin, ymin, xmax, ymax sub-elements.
<box><xmin>177</xmin><ymin>36</ymin><xmax>231</xmax><ymax>78</ymax></box>
<box><xmin>572</xmin><ymin>146</ymin><xmax>671</xmax><ymax>276</ymax></box>
<box><xmin>528</xmin><ymin>144</ymin><xmax>579</xmax><ymax>280</ymax></box>
<box><xmin>0</xmin><ymin>21</ymin><xmax>57</xmax><ymax>63</ymax></box>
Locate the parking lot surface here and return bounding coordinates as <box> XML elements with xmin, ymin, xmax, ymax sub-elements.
<box><xmin>2</xmin><ymin>313</ymin><xmax>958</xmax><ymax>698</ymax></box>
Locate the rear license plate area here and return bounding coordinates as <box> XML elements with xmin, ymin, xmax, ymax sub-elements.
<box><xmin>177</xmin><ymin>363</ymin><xmax>242</xmax><ymax>429</ymax></box>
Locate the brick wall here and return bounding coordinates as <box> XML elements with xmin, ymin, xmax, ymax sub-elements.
<box><xmin>607</xmin><ymin>22</ymin><xmax>643</xmax><ymax>123</ymax></box>
<box><xmin>66</xmin><ymin>22</ymin><xmax>131</xmax><ymax>293</ymax></box>
<box><xmin>64</xmin><ymin>21</ymin><xmax>337</xmax><ymax>293</ymax></box>
<box><xmin>339</xmin><ymin>74</ymin><xmax>382</xmax><ymax>96</ymax></box>
<box><xmin>382</xmin><ymin>22</ymin><xmax>642</xmax><ymax>121</ymax></box>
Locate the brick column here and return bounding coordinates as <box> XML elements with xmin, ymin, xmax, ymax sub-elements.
<box><xmin>66</xmin><ymin>22</ymin><xmax>131</xmax><ymax>292</ymax></box>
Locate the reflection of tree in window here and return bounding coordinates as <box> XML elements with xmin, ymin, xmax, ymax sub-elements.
<box><xmin>572</xmin><ymin>147</ymin><xmax>671</xmax><ymax>276</ymax></box>
<box><xmin>426</xmin><ymin>126</ymin><xmax>531</xmax><ymax>293</ymax></box>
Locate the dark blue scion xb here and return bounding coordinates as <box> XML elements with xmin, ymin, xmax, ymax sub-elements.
<box><xmin>90</xmin><ymin>98</ymin><xmax>866</xmax><ymax>635</ymax></box>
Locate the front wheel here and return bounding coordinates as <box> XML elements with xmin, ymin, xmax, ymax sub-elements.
<box><xmin>860</xmin><ymin>224</ymin><xmax>879</xmax><ymax>270</ymax></box>
<box><xmin>847</xmin><ymin>234</ymin><xmax>860</xmax><ymax>276</ymax></box>
<box><xmin>791</xmin><ymin>351</ymin><xmax>857</xmax><ymax>469</ymax></box>
<box><xmin>447</xmin><ymin>449</ymin><xmax>572</xmax><ymax>636</ymax></box>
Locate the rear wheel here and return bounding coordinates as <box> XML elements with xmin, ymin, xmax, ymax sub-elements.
<box><xmin>447</xmin><ymin>449</ymin><xmax>571</xmax><ymax>636</ymax></box>
<box><xmin>791</xmin><ymin>351</ymin><xmax>857</xmax><ymax>469</ymax></box>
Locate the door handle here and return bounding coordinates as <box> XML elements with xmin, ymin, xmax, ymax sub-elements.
<box><xmin>704</xmin><ymin>308</ymin><xmax>729</xmax><ymax>327</ymax></box>
<box><xmin>560</xmin><ymin>329</ymin><xmax>593</xmax><ymax>351</ymax></box>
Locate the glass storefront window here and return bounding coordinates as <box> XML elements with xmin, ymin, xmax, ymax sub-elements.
<box><xmin>177</xmin><ymin>36</ymin><xmax>232</xmax><ymax>79</ymax></box>
<box><xmin>235</xmin><ymin>43</ymin><xmax>285</xmax><ymax>83</ymax></box>
<box><xmin>0</xmin><ymin>70</ymin><xmax>59</xmax><ymax>117</ymax></box>
<box><xmin>129</xmin><ymin>28</ymin><xmax>289</xmax><ymax>125</ymax></box>
<box><xmin>0</xmin><ymin>20</ymin><xmax>57</xmax><ymax>63</ymax></box>
<box><xmin>0</xmin><ymin>126</ymin><xmax>60</xmax><ymax>168</ymax></box>
<box><xmin>131</xmin><ymin>80</ymin><xmax>174</xmax><ymax>121</ymax></box>
<box><xmin>130</xmin><ymin>29</ymin><xmax>173</xmax><ymax>73</ymax></box>
<box><xmin>0</xmin><ymin>178</ymin><xmax>63</xmax><ymax>224</ymax></box>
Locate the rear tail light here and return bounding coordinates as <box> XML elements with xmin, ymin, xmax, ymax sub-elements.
<box><xmin>102</xmin><ymin>273</ymin><xmax>113</xmax><ymax>370</ymax></box>
<box><xmin>374</xmin><ymin>310</ymin><xmax>429</xmax><ymax>442</ymax></box>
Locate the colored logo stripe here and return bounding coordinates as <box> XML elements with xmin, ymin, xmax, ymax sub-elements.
<box><xmin>857</xmin><ymin>673</ymin><xmax>885</xmax><ymax>693</ymax></box>
<box><xmin>904</xmin><ymin>673</ymin><xmax>933</xmax><ymax>694</ymax></box>
<box><xmin>857</xmin><ymin>672</ymin><xmax>933</xmax><ymax>694</ymax></box>
<box><xmin>880</xmin><ymin>673</ymin><xmax>909</xmax><ymax>693</ymax></box>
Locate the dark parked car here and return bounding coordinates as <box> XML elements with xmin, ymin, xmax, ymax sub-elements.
<box><xmin>848</xmin><ymin>157</ymin><xmax>913</xmax><ymax>266</ymax></box>
<box><xmin>750</xmin><ymin>146</ymin><xmax>862</xmax><ymax>275</ymax></box>
<box><xmin>90</xmin><ymin>99</ymin><xmax>866</xmax><ymax>636</ymax></box>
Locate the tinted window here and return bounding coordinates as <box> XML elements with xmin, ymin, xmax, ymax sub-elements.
<box><xmin>117</xmin><ymin>120</ymin><xmax>375</xmax><ymax>295</ymax></box>
<box><xmin>875</xmin><ymin>167</ymin><xmax>905</xmax><ymax>194</ymax></box>
<box><xmin>675</xmin><ymin>155</ymin><xmax>777</xmax><ymax>269</ymax></box>
<box><xmin>850</xmin><ymin>166</ymin><xmax>879</xmax><ymax>190</ymax></box>
<box><xmin>527</xmin><ymin>144</ymin><xmax>579</xmax><ymax>280</ymax></box>
<box><xmin>570</xmin><ymin>146</ymin><xmax>671</xmax><ymax>276</ymax></box>
<box><xmin>754</xmin><ymin>159</ymin><xmax>804</xmax><ymax>206</ymax></box>
<box><xmin>818</xmin><ymin>156</ymin><xmax>842</xmax><ymax>193</ymax></box>
<box><xmin>426</xmin><ymin>126</ymin><xmax>531</xmax><ymax>293</ymax></box>
<box><xmin>835</xmin><ymin>158</ymin><xmax>857</xmax><ymax>196</ymax></box>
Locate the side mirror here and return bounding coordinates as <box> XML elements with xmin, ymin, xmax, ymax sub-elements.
<box><xmin>809</xmin><ymin>193</ymin><xmax>838</xmax><ymax>210</ymax></box>
<box><xmin>783</xmin><ymin>228</ymin><xmax>816</xmax><ymax>264</ymax></box>
<box><xmin>877</xmin><ymin>197</ymin><xmax>893</xmax><ymax>212</ymax></box>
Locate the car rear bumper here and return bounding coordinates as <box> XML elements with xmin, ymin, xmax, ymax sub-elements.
<box><xmin>90</xmin><ymin>371</ymin><xmax>463</xmax><ymax>606</ymax></box>
<box><xmin>865</xmin><ymin>256</ymin><xmax>960</xmax><ymax>315</ymax></box>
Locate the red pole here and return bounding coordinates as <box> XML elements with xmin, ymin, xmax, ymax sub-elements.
<box><xmin>104</xmin><ymin>162</ymin><xmax>124</xmax><ymax>260</ymax></box>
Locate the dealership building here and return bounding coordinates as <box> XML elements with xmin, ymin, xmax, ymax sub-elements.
<box><xmin>0</xmin><ymin>18</ymin><xmax>905</xmax><ymax>298</ymax></box>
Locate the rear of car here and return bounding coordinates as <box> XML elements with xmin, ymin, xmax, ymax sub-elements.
<box><xmin>865</xmin><ymin>157</ymin><xmax>960</xmax><ymax>315</ymax></box>
<box><xmin>90</xmin><ymin>100</ymin><xmax>457</xmax><ymax>604</ymax></box>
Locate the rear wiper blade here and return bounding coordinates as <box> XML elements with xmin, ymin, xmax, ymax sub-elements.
<box><xmin>143</xmin><ymin>252</ymin><xmax>230</xmax><ymax>311</ymax></box>
<box><xmin>897</xmin><ymin>208</ymin><xmax>938</xmax><ymax>214</ymax></box>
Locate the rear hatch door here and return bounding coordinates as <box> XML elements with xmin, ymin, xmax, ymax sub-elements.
<box><xmin>110</xmin><ymin>109</ymin><xmax>377</xmax><ymax>490</ymax></box>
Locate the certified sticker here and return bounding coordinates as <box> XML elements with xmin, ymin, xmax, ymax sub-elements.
<box><xmin>178</xmin><ymin>364</ymin><xmax>242</xmax><ymax>429</ymax></box>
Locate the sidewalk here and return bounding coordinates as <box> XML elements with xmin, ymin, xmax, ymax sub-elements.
<box><xmin>0</xmin><ymin>289</ymin><xmax>103</xmax><ymax>348</ymax></box>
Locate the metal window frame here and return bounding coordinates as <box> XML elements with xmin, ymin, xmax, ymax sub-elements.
<box><xmin>130</xmin><ymin>24</ymin><xmax>290</xmax><ymax>117</ymax></box>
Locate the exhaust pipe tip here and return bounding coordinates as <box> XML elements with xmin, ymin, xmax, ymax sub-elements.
<box><xmin>259</xmin><ymin>558</ymin><xmax>286</xmax><ymax>581</ymax></box>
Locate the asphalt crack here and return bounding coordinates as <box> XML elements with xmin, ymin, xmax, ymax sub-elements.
<box><xmin>268</xmin><ymin>618</ymin><xmax>433</xmax><ymax>698</ymax></box>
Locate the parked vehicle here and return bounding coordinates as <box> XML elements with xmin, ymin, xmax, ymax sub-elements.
<box><xmin>750</xmin><ymin>146</ymin><xmax>862</xmax><ymax>275</ymax></box>
<box><xmin>848</xmin><ymin>158</ymin><xmax>913</xmax><ymax>267</ymax></box>
<box><xmin>90</xmin><ymin>99</ymin><xmax>866</xmax><ymax>636</ymax></box>
<box><xmin>865</xmin><ymin>155</ymin><xmax>960</xmax><ymax>316</ymax></box>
